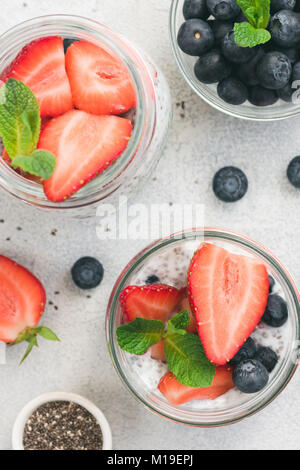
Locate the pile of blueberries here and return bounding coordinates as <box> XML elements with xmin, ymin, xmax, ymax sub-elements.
<box><xmin>231</xmin><ymin>275</ymin><xmax>288</xmax><ymax>394</ymax></box>
<box><xmin>177</xmin><ymin>0</ymin><xmax>300</xmax><ymax>106</ymax></box>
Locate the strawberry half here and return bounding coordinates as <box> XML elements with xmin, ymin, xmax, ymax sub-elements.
<box><xmin>38</xmin><ymin>109</ymin><xmax>132</xmax><ymax>202</ymax></box>
<box><xmin>2</xmin><ymin>37</ymin><xmax>73</xmax><ymax>118</ymax></box>
<box><xmin>65</xmin><ymin>40</ymin><xmax>136</xmax><ymax>115</ymax></box>
<box><xmin>158</xmin><ymin>366</ymin><xmax>234</xmax><ymax>405</ymax></box>
<box><xmin>0</xmin><ymin>255</ymin><xmax>46</xmax><ymax>343</ymax></box>
<box><xmin>0</xmin><ymin>255</ymin><xmax>59</xmax><ymax>363</ymax></box>
<box><xmin>120</xmin><ymin>284</ymin><xmax>184</xmax><ymax>323</ymax></box>
<box><xmin>188</xmin><ymin>243</ymin><xmax>269</xmax><ymax>365</ymax></box>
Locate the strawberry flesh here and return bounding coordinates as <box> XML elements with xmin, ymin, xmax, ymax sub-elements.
<box><xmin>158</xmin><ymin>366</ymin><xmax>234</xmax><ymax>405</ymax></box>
<box><xmin>38</xmin><ymin>109</ymin><xmax>132</xmax><ymax>202</ymax></box>
<box><xmin>188</xmin><ymin>243</ymin><xmax>269</xmax><ymax>365</ymax></box>
<box><xmin>120</xmin><ymin>284</ymin><xmax>184</xmax><ymax>323</ymax></box>
<box><xmin>65</xmin><ymin>40</ymin><xmax>136</xmax><ymax>115</ymax></box>
<box><xmin>0</xmin><ymin>255</ymin><xmax>46</xmax><ymax>343</ymax></box>
<box><xmin>2</xmin><ymin>37</ymin><xmax>73</xmax><ymax>118</ymax></box>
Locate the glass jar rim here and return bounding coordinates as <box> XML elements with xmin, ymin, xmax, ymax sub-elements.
<box><xmin>169</xmin><ymin>0</ymin><xmax>300</xmax><ymax>122</ymax></box>
<box><xmin>106</xmin><ymin>227</ymin><xmax>300</xmax><ymax>426</ymax></box>
<box><xmin>0</xmin><ymin>14</ymin><xmax>156</xmax><ymax>209</ymax></box>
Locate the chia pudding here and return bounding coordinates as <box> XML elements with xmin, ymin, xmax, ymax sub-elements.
<box><xmin>118</xmin><ymin>237</ymin><xmax>293</xmax><ymax>411</ymax></box>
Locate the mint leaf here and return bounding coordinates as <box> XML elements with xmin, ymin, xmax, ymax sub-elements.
<box><xmin>164</xmin><ymin>332</ymin><xmax>215</xmax><ymax>388</ymax></box>
<box><xmin>168</xmin><ymin>310</ymin><xmax>190</xmax><ymax>334</ymax></box>
<box><xmin>0</xmin><ymin>78</ymin><xmax>40</xmax><ymax>159</ymax></box>
<box><xmin>117</xmin><ymin>318</ymin><xmax>164</xmax><ymax>355</ymax></box>
<box><xmin>236</xmin><ymin>0</ymin><xmax>270</xmax><ymax>28</ymax></box>
<box><xmin>12</xmin><ymin>150</ymin><xmax>56</xmax><ymax>180</ymax></box>
<box><xmin>234</xmin><ymin>22</ymin><xmax>271</xmax><ymax>47</ymax></box>
<box><xmin>34</xmin><ymin>326</ymin><xmax>60</xmax><ymax>341</ymax></box>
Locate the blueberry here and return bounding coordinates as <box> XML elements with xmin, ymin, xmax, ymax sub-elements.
<box><xmin>194</xmin><ymin>48</ymin><xmax>232</xmax><ymax>83</ymax></box>
<box><xmin>63</xmin><ymin>38</ymin><xmax>78</xmax><ymax>53</ymax></box>
<box><xmin>287</xmin><ymin>155</ymin><xmax>300</xmax><ymax>187</ymax></box>
<box><xmin>230</xmin><ymin>338</ymin><xmax>257</xmax><ymax>366</ymax></box>
<box><xmin>71</xmin><ymin>257</ymin><xmax>104</xmax><ymax>289</ymax></box>
<box><xmin>256</xmin><ymin>52</ymin><xmax>292</xmax><ymax>89</ymax></box>
<box><xmin>177</xmin><ymin>19</ymin><xmax>214</xmax><ymax>56</ymax></box>
<box><xmin>233</xmin><ymin>359</ymin><xmax>269</xmax><ymax>393</ymax></box>
<box><xmin>145</xmin><ymin>274</ymin><xmax>161</xmax><ymax>284</ymax></box>
<box><xmin>271</xmin><ymin>0</ymin><xmax>296</xmax><ymax>14</ymax></box>
<box><xmin>249</xmin><ymin>85</ymin><xmax>279</xmax><ymax>106</ymax></box>
<box><xmin>274</xmin><ymin>46</ymin><xmax>299</xmax><ymax>64</ymax></box>
<box><xmin>213</xmin><ymin>166</ymin><xmax>248</xmax><ymax>202</ymax></box>
<box><xmin>206</xmin><ymin>0</ymin><xmax>240</xmax><ymax>20</ymax></box>
<box><xmin>255</xmin><ymin>347</ymin><xmax>278</xmax><ymax>373</ymax></box>
<box><xmin>270</xmin><ymin>10</ymin><xmax>300</xmax><ymax>48</ymax></box>
<box><xmin>208</xmin><ymin>19</ymin><xmax>234</xmax><ymax>44</ymax></box>
<box><xmin>183</xmin><ymin>0</ymin><xmax>209</xmax><ymax>20</ymax></box>
<box><xmin>268</xmin><ymin>275</ymin><xmax>275</xmax><ymax>293</ymax></box>
<box><xmin>237</xmin><ymin>48</ymin><xmax>265</xmax><ymax>86</ymax></box>
<box><xmin>277</xmin><ymin>83</ymin><xmax>294</xmax><ymax>101</ymax></box>
<box><xmin>235</xmin><ymin>11</ymin><xmax>249</xmax><ymax>22</ymax></box>
<box><xmin>222</xmin><ymin>31</ymin><xmax>257</xmax><ymax>63</ymax></box>
<box><xmin>262</xmin><ymin>294</ymin><xmax>288</xmax><ymax>327</ymax></box>
<box><xmin>217</xmin><ymin>77</ymin><xmax>248</xmax><ymax>104</ymax></box>
<box><xmin>292</xmin><ymin>60</ymin><xmax>300</xmax><ymax>81</ymax></box>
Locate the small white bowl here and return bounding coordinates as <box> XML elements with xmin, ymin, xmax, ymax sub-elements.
<box><xmin>12</xmin><ymin>392</ymin><xmax>112</xmax><ymax>450</ymax></box>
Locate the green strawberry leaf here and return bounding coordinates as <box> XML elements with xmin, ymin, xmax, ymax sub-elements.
<box><xmin>234</xmin><ymin>22</ymin><xmax>271</xmax><ymax>47</ymax></box>
<box><xmin>34</xmin><ymin>326</ymin><xmax>60</xmax><ymax>341</ymax></box>
<box><xmin>12</xmin><ymin>150</ymin><xmax>56</xmax><ymax>180</ymax></box>
<box><xmin>19</xmin><ymin>336</ymin><xmax>39</xmax><ymax>365</ymax></box>
<box><xmin>164</xmin><ymin>332</ymin><xmax>215</xmax><ymax>388</ymax></box>
<box><xmin>116</xmin><ymin>317</ymin><xmax>165</xmax><ymax>355</ymax></box>
<box><xmin>168</xmin><ymin>310</ymin><xmax>190</xmax><ymax>335</ymax></box>
<box><xmin>0</xmin><ymin>78</ymin><xmax>41</xmax><ymax>159</ymax></box>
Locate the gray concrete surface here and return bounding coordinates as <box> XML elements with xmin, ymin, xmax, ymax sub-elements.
<box><xmin>0</xmin><ymin>0</ymin><xmax>300</xmax><ymax>451</ymax></box>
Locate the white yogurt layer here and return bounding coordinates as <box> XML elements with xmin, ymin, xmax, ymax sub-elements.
<box><xmin>126</xmin><ymin>239</ymin><xmax>292</xmax><ymax>410</ymax></box>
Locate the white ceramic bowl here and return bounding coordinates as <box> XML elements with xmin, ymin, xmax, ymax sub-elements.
<box><xmin>12</xmin><ymin>392</ymin><xmax>112</xmax><ymax>450</ymax></box>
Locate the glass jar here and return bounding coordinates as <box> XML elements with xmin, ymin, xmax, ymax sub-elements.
<box><xmin>0</xmin><ymin>15</ymin><xmax>172</xmax><ymax>217</ymax></box>
<box><xmin>106</xmin><ymin>228</ymin><xmax>300</xmax><ymax>426</ymax></box>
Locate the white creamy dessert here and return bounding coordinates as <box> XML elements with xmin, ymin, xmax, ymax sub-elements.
<box><xmin>125</xmin><ymin>238</ymin><xmax>292</xmax><ymax>410</ymax></box>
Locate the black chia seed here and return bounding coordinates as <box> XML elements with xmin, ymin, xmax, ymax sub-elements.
<box><xmin>23</xmin><ymin>401</ymin><xmax>103</xmax><ymax>450</ymax></box>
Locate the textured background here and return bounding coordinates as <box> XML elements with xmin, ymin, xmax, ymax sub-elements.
<box><xmin>0</xmin><ymin>0</ymin><xmax>300</xmax><ymax>451</ymax></box>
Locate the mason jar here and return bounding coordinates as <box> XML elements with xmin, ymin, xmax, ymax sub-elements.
<box><xmin>0</xmin><ymin>15</ymin><xmax>172</xmax><ymax>217</ymax></box>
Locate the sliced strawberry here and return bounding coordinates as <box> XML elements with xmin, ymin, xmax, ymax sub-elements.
<box><xmin>151</xmin><ymin>340</ymin><xmax>166</xmax><ymax>362</ymax></box>
<box><xmin>38</xmin><ymin>109</ymin><xmax>132</xmax><ymax>202</ymax></box>
<box><xmin>0</xmin><ymin>255</ymin><xmax>46</xmax><ymax>343</ymax></box>
<box><xmin>2</xmin><ymin>37</ymin><xmax>73</xmax><ymax>118</ymax></box>
<box><xmin>120</xmin><ymin>284</ymin><xmax>183</xmax><ymax>323</ymax></box>
<box><xmin>178</xmin><ymin>297</ymin><xmax>197</xmax><ymax>334</ymax></box>
<box><xmin>158</xmin><ymin>366</ymin><xmax>234</xmax><ymax>405</ymax></box>
<box><xmin>188</xmin><ymin>243</ymin><xmax>269</xmax><ymax>365</ymax></box>
<box><xmin>65</xmin><ymin>40</ymin><xmax>136</xmax><ymax>115</ymax></box>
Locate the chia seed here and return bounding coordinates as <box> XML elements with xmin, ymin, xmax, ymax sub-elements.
<box><xmin>23</xmin><ymin>401</ymin><xmax>103</xmax><ymax>450</ymax></box>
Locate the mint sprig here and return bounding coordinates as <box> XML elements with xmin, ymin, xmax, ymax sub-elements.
<box><xmin>117</xmin><ymin>318</ymin><xmax>165</xmax><ymax>355</ymax></box>
<box><xmin>234</xmin><ymin>0</ymin><xmax>271</xmax><ymax>48</ymax></box>
<box><xmin>116</xmin><ymin>310</ymin><xmax>216</xmax><ymax>388</ymax></box>
<box><xmin>164</xmin><ymin>332</ymin><xmax>215</xmax><ymax>388</ymax></box>
<box><xmin>0</xmin><ymin>78</ymin><xmax>56</xmax><ymax>180</ymax></box>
